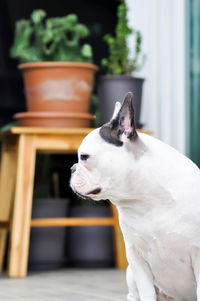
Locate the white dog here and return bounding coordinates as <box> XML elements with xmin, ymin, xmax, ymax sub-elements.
<box><xmin>70</xmin><ymin>92</ymin><xmax>200</xmax><ymax>301</ymax></box>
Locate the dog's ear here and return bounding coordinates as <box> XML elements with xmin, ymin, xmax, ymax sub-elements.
<box><xmin>100</xmin><ymin>92</ymin><xmax>137</xmax><ymax>146</ymax></box>
<box><xmin>111</xmin><ymin>101</ymin><xmax>121</xmax><ymax>120</ymax></box>
<box><xmin>117</xmin><ymin>92</ymin><xmax>137</xmax><ymax>139</ymax></box>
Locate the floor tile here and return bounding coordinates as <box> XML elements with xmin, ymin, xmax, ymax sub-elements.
<box><xmin>0</xmin><ymin>269</ymin><xmax>127</xmax><ymax>300</ymax></box>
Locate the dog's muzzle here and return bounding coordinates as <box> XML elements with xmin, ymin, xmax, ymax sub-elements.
<box><xmin>71</xmin><ymin>163</ymin><xmax>77</xmax><ymax>174</ymax></box>
<box><xmin>70</xmin><ymin>163</ymin><xmax>102</xmax><ymax>199</ymax></box>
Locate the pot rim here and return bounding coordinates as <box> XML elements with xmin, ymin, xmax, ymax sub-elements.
<box><xmin>18</xmin><ymin>61</ymin><xmax>99</xmax><ymax>71</ymax></box>
<box><xmin>99</xmin><ymin>74</ymin><xmax>144</xmax><ymax>81</ymax></box>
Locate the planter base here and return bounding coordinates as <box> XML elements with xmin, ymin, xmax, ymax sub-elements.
<box><xmin>67</xmin><ymin>206</ymin><xmax>114</xmax><ymax>268</ymax></box>
<box><xmin>14</xmin><ymin>111</ymin><xmax>94</xmax><ymax>128</ymax></box>
<box><xmin>29</xmin><ymin>198</ymin><xmax>70</xmax><ymax>271</ymax></box>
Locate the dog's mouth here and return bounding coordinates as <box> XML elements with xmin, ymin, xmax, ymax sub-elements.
<box><xmin>71</xmin><ymin>185</ymin><xmax>102</xmax><ymax>200</ymax></box>
<box><xmin>86</xmin><ymin>187</ymin><xmax>102</xmax><ymax>195</ymax></box>
<box><xmin>75</xmin><ymin>191</ymin><xmax>88</xmax><ymax>200</ymax></box>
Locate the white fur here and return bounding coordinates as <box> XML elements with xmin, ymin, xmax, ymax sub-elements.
<box><xmin>111</xmin><ymin>101</ymin><xmax>122</xmax><ymax>120</ymax></box>
<box><xmin>71</xmin><ymin>129</ymin><xmax>200</xmax><ymax>301</ymax></box>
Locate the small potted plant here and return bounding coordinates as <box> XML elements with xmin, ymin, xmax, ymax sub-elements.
<box><xmin>10</xmin><ymin>10</ymin><xmax>98</xmax><ymax>127</ymax></box>
<box><xmin>98</xmin><ymin>1</ymin><xmax>144</xmax><ymax>127</ymax></box>
<box><xmin>67</xmin><ymin>198</ymin><xmax>114</xmax><ymax>268</ymax></box>
<box><xmin>29</xmin><ymin>154</ymin><xmax>70</xmax><ymax>270</ymax></box>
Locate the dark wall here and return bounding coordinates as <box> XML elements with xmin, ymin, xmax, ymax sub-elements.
<box><xmin>0</xmin><ymin>0</ymin><xmax>118</xmax><ymax>127</ymax></box>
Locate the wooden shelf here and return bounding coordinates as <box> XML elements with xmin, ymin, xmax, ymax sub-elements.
<box><xmin>2</xmin><ymin>126</ymin><xmax>153</xmax><ymax>136</ymax></box>
<box><xmin>31</xmin><ymin>217</ymin><xmax>117</xmax><ymax>227</ymax></box>
<box><xmin>0</xmin><ymin>217</ymin><xmax>117</xmax><ymax>229</ymax></box>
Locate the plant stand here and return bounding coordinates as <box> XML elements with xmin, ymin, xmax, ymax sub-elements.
<box><xmin>0</xmin><ymin>127</ymin><xmax>129</xmax><ymax>278</ymax></box>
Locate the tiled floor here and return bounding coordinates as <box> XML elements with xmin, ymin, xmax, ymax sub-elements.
<box><xmin>0</xmin><ymin>269</ymin><xmax>127</xmax><ymax>300</ymax></box>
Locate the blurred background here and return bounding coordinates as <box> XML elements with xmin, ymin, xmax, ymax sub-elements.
<box><xmin>0</xmin><ymin>0</ymin><xmax>199</xmax><ymax>159</ymax></box>
<box><xmin>0</xmin><ymin>0</ymin><xmax>199</xmax><ymax>275</ymax></box>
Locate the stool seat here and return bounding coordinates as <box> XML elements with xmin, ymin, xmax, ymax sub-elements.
<box><xmin>0</xmin><ymin>127</ymin><xmax>130</xmax><ymax>278</ymax></box>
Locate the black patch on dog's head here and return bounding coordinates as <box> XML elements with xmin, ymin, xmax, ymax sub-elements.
<box><xmin>100</xmin><ymin>92</ymin><xmax>137</xmax><ymax>147</ymax></box>
<box><xmin>100</xmin><ymin>118</ymin><xmax>124</xmax><ymax>147</ymax></box>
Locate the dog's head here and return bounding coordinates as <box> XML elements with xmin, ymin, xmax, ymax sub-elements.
<box><xmin>70</xmin><ymin>92</ymin><xmax>144</xmax><ymax>202</ymax></box>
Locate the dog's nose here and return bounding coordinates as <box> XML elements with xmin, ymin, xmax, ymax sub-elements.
<box><xmin>71</xmin><ymin>164</ymin><xmax>77</xmax><ymax>174</ymax></box>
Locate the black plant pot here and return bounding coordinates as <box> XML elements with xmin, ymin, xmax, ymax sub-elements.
<box><xmin>29</xmin><ymin>198</ymin><xmax>70</xmax><ymax>270</ymax></box>
<box><xmin>67</xmin><ymin>206</ymin><xmax>114</xmax><ymax>268</ymax></box>
<box><xmin>97</xmin><ymin>75</ymin><xmax>144</xmax><ymax>127</ymax></box>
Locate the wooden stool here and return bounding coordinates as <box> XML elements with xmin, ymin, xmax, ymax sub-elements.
<box><xmin>0</xmin><ymin>127</ymin><xmax>128</xmax><ymax>278</ymax></box>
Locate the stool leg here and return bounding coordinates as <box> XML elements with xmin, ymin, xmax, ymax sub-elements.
<box><xmin>111</xmin><ymin>203</ymin><xmax>128</xmax><ymax>269</ymax></box>
<box><xmin>8</xmin><ymin>135</ymin><xmax>36</xmax><ymax>278</ymax></box>
<box><xmin>0</xmin><ymin>137</ymin><xmax>17</xmax><ymax>273</ymax></box>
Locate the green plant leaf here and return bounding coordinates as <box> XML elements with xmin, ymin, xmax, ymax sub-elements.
<box><xmin>75</xmin><ymin>24</ymin><xmax>89</xmax><ymax>38</ymax></box>
<box><xmin>31</xmin><ymin>10</ymin><xmax>46</xmax><ymax>24</ymax></box>
<box><xmin>10</xmin><ymin>10</ymin><xmax>94</xmax><ymax>63</ymax></box>
<box><xmin>81</xmin><ymin>44</ymin><xmax>92</xmax><ymax>59</ymax></box>
<box><xmin>101</xmin><ymin>1</ymin><xmax>144</xmax><ymax>75</ymax></box>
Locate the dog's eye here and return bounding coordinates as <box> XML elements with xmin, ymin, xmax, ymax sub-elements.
<box><xmin>80</xmin><ymin>154</ymin><xmax>90</xmax><ymax>161</ymax></box>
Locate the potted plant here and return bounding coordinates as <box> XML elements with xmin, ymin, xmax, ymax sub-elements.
<box><xmin>10</xmin><ymin>10</ymin><xmax>98</xmax><ymax>127</ymax></box>
<box><xmin>67</xmin><ymin>198</ymin><xmax>114</xmax><ymax>268</ymax></box>
<box><xmin>98</xmin><ymin>0</ymin><xmax>144</xmax><ymax>127</ymax></box>
<box><xmin>29</xmin><ymin>154</ymin><xmax>70</xmax><ymax>270</ymax></box>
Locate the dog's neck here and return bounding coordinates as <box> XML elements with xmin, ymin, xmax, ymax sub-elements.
<box><xmin>109</xmin><ymin>133</ymin><xmax>181</xmax><ymax>237</ymax></box>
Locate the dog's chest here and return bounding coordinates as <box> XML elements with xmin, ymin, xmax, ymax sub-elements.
<box><xmin>119</xmin><ymin>213</ymin><xmax>196</xmax><ymax>300</ymax></box>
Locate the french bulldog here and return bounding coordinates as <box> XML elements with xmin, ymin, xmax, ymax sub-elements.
<box><xmin>70</xmin><ymin>92</ymin><xmax>200</xmax><ymax>301</ymax></box>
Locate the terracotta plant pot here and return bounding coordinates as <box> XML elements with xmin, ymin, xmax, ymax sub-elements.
<box><xmin>15</xmin><ymin>62</ymin><xmax>98</xmax><ymax>127</ymax></box>
<box><xmin>19</xmin><ymin>62</ymin><xmax>98</xmax><ymax>113</ymax></box>
<box><xmin>14</xmin><ymin>112</ymin><xmax>94</xmax><ymax>128</ymax></box>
